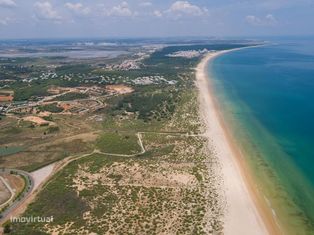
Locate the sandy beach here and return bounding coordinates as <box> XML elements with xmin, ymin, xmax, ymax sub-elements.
<box><xmin>196</xmin><ymin>50</ymin><xmax>280</xmax><ymax>235</ymax></box>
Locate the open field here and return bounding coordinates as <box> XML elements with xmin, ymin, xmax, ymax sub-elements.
<box><xmin>10</xmin><ymin>132</ymin><xmax>223</xmax><ymax>234</ymax></box>
<box><xmin>0</xmin><ymin>114</ymin><xmax>100</xmax><ymax>171</ymax></box>
<box><xmin>96</xmin><ymin>132</ymin><xmax>142</xmax><ymax>155</ymax></box>
<box><xmin>3</xmin><ymin>175</ymin><xmax>25</xmax><ymax>197</ymax></box>
<box><xmin>0</xmin><ymin>174</ymin><xmax>25</xmax><ymax>208</ymax></box>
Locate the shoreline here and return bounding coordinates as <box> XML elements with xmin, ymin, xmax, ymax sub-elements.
<box><xmin>196</xmin><ymin>49</ymin><xmax>281</xmax><ymax>235</ymax></box>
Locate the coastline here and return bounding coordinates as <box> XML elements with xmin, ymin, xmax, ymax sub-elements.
<box><xmin>196</xmin><ymin>49</ymin><xmax>281</xmax><ymax>235</ymax></box>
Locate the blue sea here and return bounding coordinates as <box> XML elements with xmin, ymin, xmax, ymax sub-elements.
<box><xmin>209</xmin><ymin>38</ymin><xmax>314</xmax><ymax>234</ymax></box>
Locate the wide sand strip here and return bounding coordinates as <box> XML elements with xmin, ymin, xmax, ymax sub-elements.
<box><xmin>196</xmin><ymin>50</ymin><xmax>272</xmax><ymax>235</ymax></box>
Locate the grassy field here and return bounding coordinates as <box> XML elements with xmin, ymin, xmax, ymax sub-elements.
<box><xmin>96</xmin><ymin>132</ymin><xmax>141</xmax><ymax>155</ymax></box>
<box><xmin>0</xmin><ymin>146</ymin><xmax>24</xmax><ymax>157</ymax></box>
<box><xmin>0</xmin><ymin>115</ymin><xmax>99</xmax><ymax>171</ymax></box>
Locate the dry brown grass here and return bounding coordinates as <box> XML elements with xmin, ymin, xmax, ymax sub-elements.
<box><xmin>0</xmin><ymin>177</ymin><xmax>11</xmax><ymax>205</ymax></box>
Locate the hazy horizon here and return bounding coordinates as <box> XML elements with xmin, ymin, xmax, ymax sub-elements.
<box><xmin>0</xmin><ymin>0</ymin><xmax>313</xmax><ymax>39</ymax></box>
<box><xmin>1</xmin><ymin>35</ymin><xmax>314</xmax><ymax>41</ymax></box>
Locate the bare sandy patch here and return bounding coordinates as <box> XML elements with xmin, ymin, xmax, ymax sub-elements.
<box><xmin>0</xmin><ymin>90</ymin><xmax>14</xmax><ymax>102</ymax></box>
<box><xmin>38</xmin><ymin>111</ymin><xmax>52</xmax><ymax>117</ymax></box>
<box><xmin>0</xmin><ymin>95</ymin><xmax>13</xmax><ymax>102</ymax></box>
<box><xmin>59</xmin><ymin>103</ymin><xmax>72</xmax><ymax>111</ymax></box>
<box><xmin>31</xmin><ymin>163</ymin><xmax>56</xmax><ymax>191</ymax></box>
<box><xmin>106</xmin><ymin>84</ymin><xmax>134</xmax><ymax>94</ymax></box>
<box><xmin>22</xmin><ymin>116</ymin><xmax>53</xmax><ymax>126</ymax></box>
<box><xmin>169</xmin><ymin>173</ymin><xmax>195</xmax><ymax>185</ymax></box>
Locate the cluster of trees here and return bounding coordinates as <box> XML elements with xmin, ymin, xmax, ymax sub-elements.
<box><xmin>13</xmin><ymin>83</ymin><xmax>50</xmax><ymax>101</ymax></box>
<box><xmin>38</xmin><ymin>103</ymin><xmax>63</xmax><ymax>113</ymax></box>
<box><xmin>114</xmin><ymin>89</ymin><xmax>179</xmax><ymax>122</ymax></box>
<box><xmin>12</xmin><ymin>78</ymin><xmax>83</xmax><ymax>101</ymax></box>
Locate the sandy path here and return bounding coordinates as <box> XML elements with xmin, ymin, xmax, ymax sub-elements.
<box><xmin>196</xmin><ymin>50</ymin><xmax>273</xmax><ymax>235</ymax></box>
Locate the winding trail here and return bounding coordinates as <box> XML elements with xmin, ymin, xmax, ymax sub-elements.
<box><xmin>0</xmin><ymin>130</ymin><xmax>203</xmax><ymax>224</ymax></box>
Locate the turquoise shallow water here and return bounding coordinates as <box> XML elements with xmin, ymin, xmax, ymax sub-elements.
<box><xmin>209</xmin><ymin>39</ymin><xmax>314</xmax><ymax>234</ymax></box>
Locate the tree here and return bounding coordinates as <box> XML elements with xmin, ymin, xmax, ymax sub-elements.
<box><xmin>3</xmin><ymin>224</ymin><xmax>11</xmax><ymax>233</ymax></box>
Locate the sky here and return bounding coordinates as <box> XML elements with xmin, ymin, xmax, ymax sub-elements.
<box><xmin>0</xmin><ymin>0</ymin><xmax>313</xmax><ymax>39</ymax></box>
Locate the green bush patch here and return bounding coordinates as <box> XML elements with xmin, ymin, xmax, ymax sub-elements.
<box><xmin>96</xmin><ymin>132</ymin><xmax>141</xmax><ymax>155</ymax></box>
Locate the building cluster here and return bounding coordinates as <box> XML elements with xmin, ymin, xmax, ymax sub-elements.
<box><xmin>132</xmin><ymin>76</ymin><xmax>177</xmax><ymax>85</ymax></box>
<box><xmin>167</xmin><ymin>49</ymin><xmax>215</xmax><ymax>58</ymax></box>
